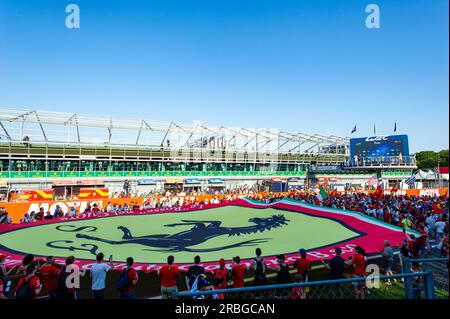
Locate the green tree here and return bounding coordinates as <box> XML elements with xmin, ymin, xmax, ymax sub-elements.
<box><xmin>415</xmin><ymin>150</ymin><xmax>449</xmax><ymax>169</ymax></box>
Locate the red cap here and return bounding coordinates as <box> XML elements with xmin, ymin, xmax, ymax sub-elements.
<box><xmin>219</xmin><ymin>258</ymin><xmax>225</xmax><ymax>267</ymax></box>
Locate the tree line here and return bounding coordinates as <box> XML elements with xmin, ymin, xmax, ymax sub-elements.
<box><xmin>415</xmin><ymin>150</ymin><xmax>449</xmax><ymax>170</ymax></box>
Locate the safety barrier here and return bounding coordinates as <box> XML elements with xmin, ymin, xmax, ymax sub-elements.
<box><xmin>174</xmin><ymin>272</ymin><xmax>438</xmax><ymax>300</ymax></box>
<box><xmin>402</xmin><ymin>257</ymin><xmax>449</xmax><ymax>299</ymax></box>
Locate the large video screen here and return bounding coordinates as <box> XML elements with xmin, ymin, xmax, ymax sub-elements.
<box><xmin>350</xmin><ymin>135</ymin><xmax>409</xmax><ymax>159</ymax></box>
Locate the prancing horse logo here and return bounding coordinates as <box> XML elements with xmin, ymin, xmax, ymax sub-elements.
<box><xmin>55</xmin><ymin>215</ymin><xmax>290</xmax><ymax>253</ymax></box>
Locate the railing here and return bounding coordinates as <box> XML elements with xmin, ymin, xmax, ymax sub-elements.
<box><xmin>0</xmin><ymin>140</ymin><xmax>346</xmax><ymax>162</ymax></box>
<box><xmin>174</xmin><ymin>272</ymin><xmax>436</xmax><ymax>300</ymax></box>
<box><xmin>345</xmin><ymin>156</ymin><xmax>416</xmax><ymax>167</ymax></box>
<box><xmin>0</xmin><ymin>170</ymin><xmax>307</xmax><ymax>179</ymax></box>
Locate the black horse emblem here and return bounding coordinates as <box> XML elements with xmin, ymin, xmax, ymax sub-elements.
<box><xmin>74</xmin><ymin>215</ymin><xmax>289</xmax><ymax>253</ymax></box>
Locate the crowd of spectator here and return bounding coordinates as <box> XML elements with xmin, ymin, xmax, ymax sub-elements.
<box><xmin>249</xmin><ymin>189</ymin><xmax>449</xmax><ymax>243</ymax></box>
<box><xmin>2</xmin><ymin>232</ymin><xmax>446</xmax><ymax>300</ymax></box>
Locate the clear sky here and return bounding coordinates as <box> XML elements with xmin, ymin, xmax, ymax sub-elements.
<box><xmin>0</xmin><ymin>0</ymin><xmax>448</xmax><ymax>152</ymax></box>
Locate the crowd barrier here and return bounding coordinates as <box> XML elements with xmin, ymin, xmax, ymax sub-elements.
<box><xmin>174</xmin><ymin>271</ymin><xmax>436</xmax><ymax>299</ymax></box>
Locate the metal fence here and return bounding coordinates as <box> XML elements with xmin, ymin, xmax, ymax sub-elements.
<box><xmin>402</xmin><ymin>258</ymin><xmax>449</xmax><ymax>299</ymax></box>
<box><xmin>174</xmin><ymin>271</ymin><xmax>439</xmax><ymax>300</ymax></box>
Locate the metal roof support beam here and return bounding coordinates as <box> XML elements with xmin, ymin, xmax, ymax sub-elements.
<box><xmin>64</xmin><ymin>113</ymin><xmax>81</xmax><ymax>144</ymax></box>
<box><xmin>0</xmin><ymin>121</ymin><xmax>11</xmax><ymax>140</ymax></box>
<box><xmin>30</xmin><ymin>110</ymin><xmax>48</xmax><ymax>142</ymax></box>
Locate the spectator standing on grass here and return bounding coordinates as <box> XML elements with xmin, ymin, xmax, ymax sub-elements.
<box><xmin>230</xmin><ymin>256</ymin><xmax>246</xmax><ymax>288</ymax></box>
<box><xmin>14</xmin><ymin>264</ymin><xmax>42</xmax><ymax>299</ymax></box>
<box><xmin>39</xmin><ymin>256</ymin><xmax>60</xmax><ymax>299</ymax></box>
<box><xmin>158</xmin><ymin>255</ymin><xmax>180</xmax><ymax>299</ymax></box>
<box><xmin>293</xmin><ymin>249</ymin><xmax>311</xmax><ymax>282</ymax></box>
<box><xmin>250</xmin><ymin>248</ymin><xmax>268</xmax><ymax>286</ymax></box>
<box><xmin>57</xmin><ymin>256</ymin><xmax>86</xmax><ymax>300</ymax></box>
<box><xmin>90</xmin><ymin>253</ymin><xmax>115</xmax><ymax>299</ymax></box>
<box><xmin>186</xmin><ymin>255</ymin><xmax>205</xmax><ymax>290</ymax></box>
<box><xmin>381</xmin><ymin>241</ymin><xmax>395</xmax><ymax>285</ymax></box>
<box><xmin>117</xmin><ymin>257</ymin><xmax>138</xmax><ymax>299</ymax></box>
<box><xmin>321</xmin><ymin>247</ymin><xmax>345</xmax><ymax>280</ymax></box>
<box><xmin>345</xmin><ymin>246</ymin><xmax>366</xmax><ymax>299</ymax></box>
<box><xmin>212</xmin><ymin>258</ymin><xmax>228</xmax><ymax>290</ymax></box>
<box><xmin>270</xmin><ymin>254</ymin><xmax>291</xmax><ymax>284</ymax></box>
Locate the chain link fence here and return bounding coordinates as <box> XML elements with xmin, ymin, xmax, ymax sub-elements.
<box><xmin>402</xmin><ymin>258</ymin><xmax>449</xmax><ymax>299</ymax></box>
<box><xmin>174</xmin><ymin>272</ymin><xmax>433</xmax><ymax>300</ymax></box>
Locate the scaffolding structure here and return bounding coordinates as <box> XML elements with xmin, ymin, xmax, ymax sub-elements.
<box><xmin>0</xmin><ymin>107</ymin><xmax>349</xmax><ymax>158</ymax></box>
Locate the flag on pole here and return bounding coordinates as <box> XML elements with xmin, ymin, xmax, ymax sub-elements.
<box><xmin>394</xmin><ymin>122</ymin><xmax>397</xmax><ymax>132</ymax></box>
<box><xmin>317</xmin><ymin>187</ymin><xmax>328</xmax><ymax>202</ymax></box>
<box><xmin>404</xmin><ymin>174</ymin><xmax>416</xmax><ymax>187</ymax></box>
<box><xmin>367</xmin><ymin>175</ymin><xmax>378</xmax><ymax>186</ymax></box>
<box><xmin>351</xmin><ymin>125</ymin><xmax>357</xmax><ymax>134</ymax></box>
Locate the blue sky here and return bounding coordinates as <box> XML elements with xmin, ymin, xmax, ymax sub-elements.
<box><xmin>0</xmin><ymin>0</ymin><xmax>448</xmax><ymax>152</ymax></box>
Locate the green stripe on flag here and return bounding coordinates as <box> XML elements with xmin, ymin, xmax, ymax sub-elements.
<box><xmin>318</xmin><ymin>187</ymin><xmax>328</xmax><ymax>201</ymax></box>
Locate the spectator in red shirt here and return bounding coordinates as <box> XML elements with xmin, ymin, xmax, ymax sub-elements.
<box><xmin>14</xmin><ymin>264</ymin><xmax>42</xmax><ymax>299</ymax></box>
<box><xmin>39</xmin><ymin>256</ymin><xmax>60</xmax><ymax>299</ymax></box>
<box><xmin>212</xmin><ymin>258</ymin><xmax>228</xmax><ymax>290</ymax></box>
<box><xmin>345</xmin><ymin>246</ymin><xmax>366</xmax><ymax>299</ymax></box>
<box><xmin>231</xmin><ymin>256</ymin><xmax>246</xmax><ymax>288</ymax></box>
<box><xmin>292</xmin><ymin>248</ymin><xmax>311</xmax><ymax>282</ymax></box>
<box><xmin>35</xmin><ymin>207</ymin><xmax>45</xmax><ymax>221</ymax></box>
<box><xmin>120</xmin><ymin>257</ymin><xmax>138</xmax><ymax>299</ymax></box>
<box><xmin>158</xmin><ymin>255</ymin><xmax>180</xmax><ymax>299</ymax></box>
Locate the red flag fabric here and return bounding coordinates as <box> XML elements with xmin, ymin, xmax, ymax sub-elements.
<box><xmin>390</xmin><ymin>183</ymin><xmax>398</xmax><ymax>193</ymax></box>
<box><xmin>375</xmin><ymin>184</ymin><xmax>384</xmax><ymax>199</ymax></box>
<box><xmin>432</xmin><ymin>201</ymin><xmax>445</xmax><ymax>215</ymax></box>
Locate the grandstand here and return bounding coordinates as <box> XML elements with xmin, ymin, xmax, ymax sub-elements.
<box><xmin>0</xmin><ymin>107</ymin><xmax>416</xmax><ymax>196</ymax></box>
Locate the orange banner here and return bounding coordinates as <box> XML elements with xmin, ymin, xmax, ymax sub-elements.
<box><xmin>77</xmin><ymin>188</ymin><xmax>109</xmax><ymax>200</ymax></box>
<box><xmin>15</xmin><ymin>189</ymin><xmax>54</xmax><ymax>202</ymax></box>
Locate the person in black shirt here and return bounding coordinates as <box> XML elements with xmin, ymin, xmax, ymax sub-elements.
<box><xmin>186</xmin><ymin>256</ymin><xmax>205</xmax><ymax>290</ymax></box>
<box><xmin>321</xmin><ymin>247</ymin><xmax>345</xmax><ymax>280</ymax></box>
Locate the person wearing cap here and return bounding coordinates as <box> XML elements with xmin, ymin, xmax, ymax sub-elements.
<box><xmin>39</xmin><ymin>256</ymin><xmax>60</xmax><ymax>299</ymax></box>
<box><xmin>212</xmin><ymin>258</ymin><xmax>228</xmax><ymax>290</ymax></box>
<box><xmin>292</xmin><ymin>249</ymin><xmax>311</xmax><ymax>283</ymax></box>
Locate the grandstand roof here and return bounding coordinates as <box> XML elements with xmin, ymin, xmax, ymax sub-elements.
<box><xmin>0</xmin><ymin>107</ymin><xmax>349</xmax><ymax>155</ymax></box>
